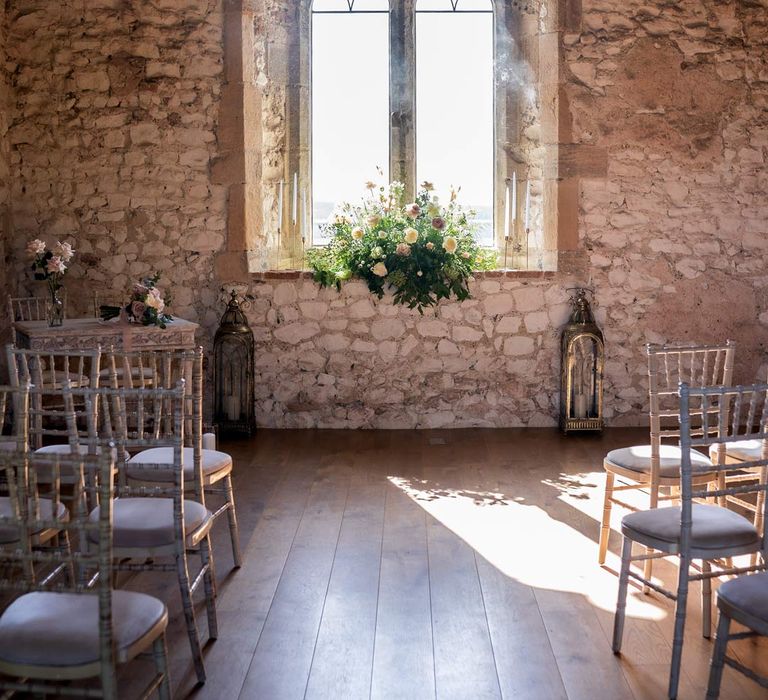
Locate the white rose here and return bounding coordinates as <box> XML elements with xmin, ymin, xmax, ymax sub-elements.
<box><xmin>53</xmin><ymin>240</ymin><xmax>75</xmax><ymax>261</ymax></box>
<box><xmin>367</xmin><ymin>214</ymin><xmax>381</xmax><ymax>228</ymax></box>
<box><xmin>443</xmin><ymin>236</ymin><xmax>458</xmax><ymax>254</ymax></box>
<box><xmin>145</xmin><ymin>288</ymin><xmax>165</xmax><ymax>312</ymax></box>
<box><xmin>351</xmin><ymin>226</ymin><xmax>364</xmax><ymax>240</ymax></box>
<box><xmin>404</xmin><ymin>227</ymin><xmax>418</xmax><ymax>244</ymax></box>
<box><xmin>26</xmin><ymin>239</ymin><xmax>46</xmax><ymax>256</ymax></box>
<box><xmin>372</xmin><ymin>262</ymin><xmax>388</xmax><ymax>277</ymax></box>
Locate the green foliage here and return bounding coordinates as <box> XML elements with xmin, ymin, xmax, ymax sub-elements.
<box><xmin>307</xmin><ymin>182</ymin><xmax>497</xmax><ymax>313</ymax></box>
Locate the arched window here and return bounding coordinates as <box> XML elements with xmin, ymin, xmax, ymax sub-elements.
<box><xmin>311</xmin><ymin>0</ymin><xmax>390</xmax><ymax>244</ymax></box>
<box><xmin>309</xmin><ymin>0</ymin><xmax>497</xmax><ymax>248</ymax></box>
<box><xmin>415</xmin><ymin>0</ymin><xmax>494</xmax><ymax>245</ymax></box>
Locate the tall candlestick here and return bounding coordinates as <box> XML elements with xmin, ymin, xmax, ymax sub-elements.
<box><xmin>511</xmin><ymin>171</ymin><xmax>517</xmax><ymax>221</ymax></box>
<box><xmin>292</xmin><ymin>172</ymin><xmax>298</xmax><ymax>226</ymax></box>
<box><xmin>277</xmin><ymin>180</ymin><xmax>284</xmax><ymax>232</ymax></box>
<box><xmin>524</xmin><ymin>179</ymin><xmax>531</xmax><ymax>231</ymax></box>
<box><xmin>504</xmin><ymin>184</ymin><xmax>510</xmax><ymax>239</ymax></box>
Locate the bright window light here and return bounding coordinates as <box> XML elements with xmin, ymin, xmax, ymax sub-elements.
<box><xmin>311</xmin><ymin>11</ymin><xmax>390</xmax><ymax>245</ymax></box>
<box><xmin>416</xmin><ymin>5</ymin><xmax>494</xmax><ymax>245</ymax></box>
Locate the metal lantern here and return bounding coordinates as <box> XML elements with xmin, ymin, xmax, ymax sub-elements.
<box><xmin>214</xmin><ymin>291</ymin><xmax>255</xmax><ymax>435</ymax></box>
<box><xmin>560</xmin><ymin>288</ymin><xmax>604</xmax><ymax>433</ymax></box>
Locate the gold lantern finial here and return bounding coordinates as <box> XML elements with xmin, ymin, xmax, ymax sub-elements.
<box><xmin>560</xmin><ymin>287</ymin><xmax>604</xmax><ymax>433</ymax></box>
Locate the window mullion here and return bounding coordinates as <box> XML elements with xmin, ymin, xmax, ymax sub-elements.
<box><xmin>389</xmin><ymin>0</ymin><xmax>416</xmax><ymax>200</ymax></box>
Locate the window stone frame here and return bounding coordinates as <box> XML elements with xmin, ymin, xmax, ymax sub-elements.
<box><xmin>218</xmin><ymin>0</ymin><xmax>599</xmax><ymax>278</ymax></box>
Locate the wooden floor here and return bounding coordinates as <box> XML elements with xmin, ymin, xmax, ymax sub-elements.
<box><xmin>119</xmin><ymin>428</ymin><xmax>768</xmax><ymax>700</ymax></box>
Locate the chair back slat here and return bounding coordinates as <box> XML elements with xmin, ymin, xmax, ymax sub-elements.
<box><xmin>647</xmin><ymin>341</ymin><xmax>736</xmax><ymax>447</ymax></box>
<box><xmin>0</xmin><ymin>448</ymin><xmax>114</xmax><ymax>592</ymax></box>
<box><xmin>103</xmin><ymin>347</ymin><xmax>205</xmax><ymax>501</ymax></box>
<box><xmin>7</xmin><ymin>296</ymin><xmax>47</xmax><ymax>323</ymax></box>
<box><xmin>5</xmin><ymin>344</ymin><xmax>101</xmax><ymax>450</ymax></box>
<box><xmin>62</xmin><ymin>383</ymin><xmax>186</xmax><ymax>503</ymax></box>
<box><xmin>680</xmin><ymin>382</ymin><xmax>768</xmax><ymax>558</ymax></box>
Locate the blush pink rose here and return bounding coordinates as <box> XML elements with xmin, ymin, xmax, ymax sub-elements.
<box><xmin>131</xmin><ymin>301</ymin><xmax>146</xmax><ymax>318</ymax></box>
<box><xmin>47</xmin><ymin>256</ymin><xmax>66</xmax><ymax>273</ymax></box>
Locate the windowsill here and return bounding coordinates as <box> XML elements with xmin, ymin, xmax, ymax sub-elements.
<box><xmin>252</xmin><ymin>268</ymin><xmax>557</xmax><ymax>281</ymax></box>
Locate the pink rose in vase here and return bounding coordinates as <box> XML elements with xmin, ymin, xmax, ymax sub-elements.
<box><xmin>131</xmin><ymin>301</ymin><xmax>146</xmax><ymax>319</ymax></box>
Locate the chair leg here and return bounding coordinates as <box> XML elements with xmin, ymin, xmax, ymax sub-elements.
<box><xmin>598</xmin><ymin>472</ymin><xmax>614</xmax><ymax>565</ymax></box>
<box><xmin>612</xmin><ymin>536</ymin><xmax>632</xmax><ymax>653</ymax></box>
<box><xmin>668</xmin><ymin>555</ymin><xmax>691</xmax><ymax>700</ymax></box>
<box><xmin>200</xmin><ymin>535</ymin><xmax>218</xmax><ymax>640</ymax></box>
<box><xmin>701</xmin><ymin>559</ymin><xmax>712</xmax><ymax>639</ymax></box>
<box><xmin>152</xmin><ymin>633</ymin><xmax>172</xmax><ymax>700</ymax></box>
<box><xmin>749</xmin><ymin>470</ymin><xmax>766</xmax><ymax>568</ymax></box>
<box><xmin>223</xmin><ymin>474</ymin><xmax>242</xmax><ymax>568</ymax></box>
<box><xmin>643</xmin><ymin>481</ymin><xmax>661</xmax><ymax>592</ymax></box>
<box><xmin>706</xmin><ymin>612</ymin><xmax>731</xmax><ymax>700</ymax></box>
<box><xmin>176</xmin><ymin>552</ymin><xmax>206</xmax><ymax>684</ymax></box>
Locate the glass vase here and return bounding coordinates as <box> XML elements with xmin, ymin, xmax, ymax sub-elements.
<box><xmin>46</xmin><ymin>286</ymin><xmax>65</xmax><ymax>327</ymax></box>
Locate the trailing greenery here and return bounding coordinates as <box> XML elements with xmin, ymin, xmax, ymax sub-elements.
<box><xmin>307</xmin><ymin>181</ymin><xmax>497</xmax><ymax>313</ymax></box>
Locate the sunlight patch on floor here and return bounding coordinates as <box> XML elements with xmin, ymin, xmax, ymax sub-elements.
<box><xmin>388</xmin><ymin>475</ymin><xmax>667</xmax><ymax>621</ymax></box>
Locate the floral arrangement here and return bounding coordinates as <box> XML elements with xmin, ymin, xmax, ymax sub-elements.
<box><xmin>308</xmin><ymin>180</ymin><xmax>496</xmax><ymax>312</ymax></box>
<box><xmin>100</xmin><ymin>273</ymin><xmax>172</xmax><ymax>328</ymax></box>
<box><xmin>26</xmin><ymin>238</ymin><xmax>75</xmax><ymax>291</ymax></box>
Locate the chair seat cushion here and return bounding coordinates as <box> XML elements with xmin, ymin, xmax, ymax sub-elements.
<box><xmin>34</xmin><ymin>372</ymin><xmax>90</xmax><ymax>390</ymax></box>
<box><xmin>89</xmin><ymin>497</ymin><xmax>211</xmax><ymax>549</ymax></box>
<box><xmin>35</xmin><ymin>444</ymin><xmax>115</xmax><ymax>458</ymax></box>
<box><xmin>709</xmin><ymin>439</ymin><xmax>764</xmax><ymax>464</ymax></box>
<box><xmin>0</xmin><ymin>497</ymin><xmax>67</xmax><ymax>544</ymax></box>
<box><xmin>126</xmin><ymin>447</ymin><xmax>232</xmax><ymax>483</ymax></box>
<box><xmin>33</xmin><ymin>444</ymin><xmax>117</xmax><ymax>483</ymax></box>
<box><xmin>605</xmin><ymin>444</ymin><xmax>713</xmax><ymax>478</ymax></box>
<box><xmin>717</xmin><ymin>572</ymin><xmax>768</xmax><ymax>636</ymax></box>
<box><xmin>0</xmin><ymin>590</ymin><xmax>166</xmax><ymax>667</ymax></box>
<box><xmin>622</xmin><ymin>504</ymin><xmax>759</xmax><ymax>553</ymax></box>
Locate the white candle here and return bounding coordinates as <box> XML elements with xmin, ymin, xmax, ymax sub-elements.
<box><xmin>277</xmin><ymin>180</ymin><xmax>284</xmax><ymax>232</ymax></box>
<box><xmin>224</xmin><ymin>396</ymin><xmax>238</xmax><ymax>421</ymax></box>
<box><xmin>202</xmin><ymin>432</ymin><xmax>216</xmax><ymax>450</ymax></box>
<box><xmin>574</xmin><ymin>393</ymin><xmax>588</xmax><ymax>419</ymax></box>
<box><xmin>292</xmin><ymin>172</ymin><xmax>298</xmax><ymax>226</ymax></box>
<box><xmin>524</xmin><ymin>179</ymin><xmax>531</xmax><ymax>231</ymax></box>
<box><xmin>503</xmin><ymin>184</ymin><xmax>510</xmax><ymax>239</ymax></box>
<box><xmin>302</xmin><ymin>187</ymin><xmax>308</xmax><ymax>240</ymax></box>
<box><xmin>511</xmin><ymin>171</ymin><xmax>517</xmax><ymax>221</ymax></box>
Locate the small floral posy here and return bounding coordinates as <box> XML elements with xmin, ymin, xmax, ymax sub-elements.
<box><xmin>101</xmin><ymin>273</ymin><xmax>173</xmax><ymax>328</ymax></box>
<box><xmin>26</xmin><ymin>238</ymin><xmax>75</xmax><ymax>326</ymax></box>
<box><xmin>127</xmin><ymin>274</ymin><xmax>173</xmax><ymax>328</ymax></box>
<box><xmin>307</xmin><ymin>180</ymin><xmax>496</xmax><ymax>312</ymax></box>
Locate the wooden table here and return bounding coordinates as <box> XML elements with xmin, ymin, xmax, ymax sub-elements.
<box><xmin>13</xmin><ymin>317</ymin><xmax>199</xmax><ymax>352</ymax></box>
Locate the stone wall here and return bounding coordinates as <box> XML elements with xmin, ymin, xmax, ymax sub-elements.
<box><xmin>1</xmin><ymin>2</ymin><xmax>12</xmax><ymax>345</ymax></box>
<box><xmin>2</xmin><ymin>0</ymin><xmax>768</xmax><ymax>428</ymax></box>
<box><xmin>5</xmin><ymin>0</ymin><xmax>226</xmax><ymax>335</ymax></box>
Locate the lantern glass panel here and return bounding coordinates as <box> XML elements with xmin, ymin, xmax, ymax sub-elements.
<box><xmin>215</xmin><ymin>337</ymin><xmax>249</xmax><ymax>422</ymax></box>
<box><xmin>569</xmin><ymin>335</ymin><xmax>599</xmax><ymax>419</ymax></box>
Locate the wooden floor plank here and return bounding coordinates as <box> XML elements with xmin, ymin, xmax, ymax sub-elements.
<box><xmin>108</xmin><ymin>428</ymin><xmax>768</xmax><ymax>700</ymax></box>
<box><xmin>238</xmin><ymin>465</ymin><xmax>350</xmax><ymax>700</ymax></box>
<box><xmin>370</xmin><ymin>485</ymin><xmax>436</xmax><ymax>700</ymax></box>
<box><xmin>427</xmin><ymin>516</ymin><xmax>502</xmax><ymax>700</ymax></box>
<box><xmin>537</xmin><ymin>591</ymin><xmax>636</xmax><ymax>700</ymax></box>
<box><xmin>304</xmin><ymin>469</ymin><xmax>386</xmax><ymax>700</ymax></box>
